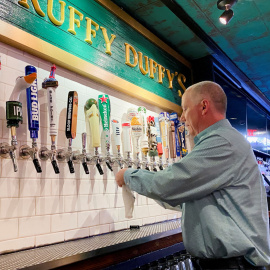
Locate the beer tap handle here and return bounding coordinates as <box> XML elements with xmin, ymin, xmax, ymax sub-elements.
<box><xmin>105</xmin><ymin>159</ymin><xmax>113</xmax><ymax>171</ymax></box>
<box><xmin>51</xmin><ymin>159</ymin><xmax>60</xmax><ymax>174</ymax></box>
<box><xmin>67</xmin><ymin>143</ymin><xmax>75</xmax><ymax>174</ymax></box>
<box><xmin>51</xmin><ymin>136</ymin><xmax>60</xmax><ymax>174</ymax></box>
<box><xmin>96</xmin><ymin>161</ymin><xmax>104</xmax><ymax>175</ymax></box>
<box><xmin>33</xmin><ymin>154</ymin><xmax>42</xmax><ymax>173</ymax></box>
<box><xmin>85</xmin><ymin>99</ymin><xmax>104</xmax><ymax>175</ymax></box>
<box><xmin>81</xmin><ymin>132</ymin><xmax>89</xmax><ymax>174</ymax></box>
<box><xmin>25</xmin><ymin>65</ymin><xmax>42</xmax><ymax>173</ymax></box>
<box><xmin>9</xmin><ymin>147</ymin><xmax>18</xmax><ymax>172</ymax></box>
<box><xmin>6</xmin><ymin>72</ymin><xmax>37</xmax><ymax>173</ymax></box>
<box><xmin>85</xmin><ymin>100</ymin><xmax>101</xmax><ymax>148</ymax></box>
<box><xmin>43</xmin><ymin>65</ymin><xmax>60</xmax><ymax>174</ymax></box>
<box><xmin>98</xmin><ymin>94</ymin><xmax>113</xmax><ymax>172</ymax></box>
<box><xmin>159</xmin><ymin>112</ymin><xmax>170</xmax><ymax>164</ymax></box>
<box><xmin>65</xmin><ymin>91</ymin><xmax>78</xmax><ymax>174</ymax></box>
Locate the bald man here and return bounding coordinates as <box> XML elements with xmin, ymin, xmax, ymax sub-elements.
<box><xmin>116</xmin><ymin>81</ymin><xmax>270</xmax><ymax>269</ymax></box>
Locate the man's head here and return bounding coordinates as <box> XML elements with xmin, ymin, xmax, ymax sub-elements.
<box><xmin>180</xmin><ymin>81</ymin><xmax>227</xmax><ymax>137</ymax></box>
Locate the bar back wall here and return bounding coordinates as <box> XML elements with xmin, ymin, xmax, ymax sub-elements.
<box><xmin>0</xmin><ymin>41</ymin><xmax>180</xmax><ymax>254</ymax></box>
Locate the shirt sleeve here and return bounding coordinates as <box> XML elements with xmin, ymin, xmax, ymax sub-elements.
<box><xmin>154</xmin><ymin>199</ymin><xmax>182</xmax><ymax>211</ymax></box>
<box><xmin>124</xmin><ymin>134</ymin><xmax>235</xmax><ymax>206</ymax></box>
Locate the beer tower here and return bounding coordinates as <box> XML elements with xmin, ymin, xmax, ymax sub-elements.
<box><xmin>138</xmin><ymin>107</ymin><xmax>149</xmax><ymax>170</ymax></box>
<box><xmin>159</xmin><ymin>112</ymin><xmax>170</xmax><ymax>166</ymax></box>
<box><xmin>56</xmin><ymin>91</ymin><xmax>80</xmax><ymax>173</ymax></box>
<box><xmin>0</xmin><ymin>71</ymin><xmax>37</xmax><ymax>172</ymax></box>
<box><xmin>154</xmin><ymin>116</ymin><xmax>163</xmax><ymax>170</ymax></box>
<box><xmin>39</xmin><ymin>65</ymin><xmax>60</xmax><ymax>174</ymax></box>
<box><xmin>170</xmin><ymin>112</ymin><xmax>181</xmax><ymax>160</ymax></box>
<box><xmin>85</xmin><ymin>98</ymin><xmax>104</xmax><ymax>175</ymax></box>
<box><xmin>130</xmin><ymin>116</ymin><xmax>143</xmax><ymax>169</ymax></box>
<box><xmin>98</xmin><ymin>94</ymin><xmax>113</xmax><ymax>171</ymax></box>
<box><xmin>111</xmin><ymin>119</ymin><xmax>123</xmax><ymax>168</ymax></box>
<box><xmin>147</xmin><ymin>116</ymin><xmax>158</xmax><ymax>171</ymax></box>
<box><xmin>19</xmin><ymin>66</ymin><xmax>42</xmax><ymax>172</ymax></box>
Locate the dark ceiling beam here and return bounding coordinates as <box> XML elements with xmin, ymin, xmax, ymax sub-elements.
<box><xmin>160</xmin><ymin>0</ymin><xmax>270</xmax><ymax>113</ymax></box>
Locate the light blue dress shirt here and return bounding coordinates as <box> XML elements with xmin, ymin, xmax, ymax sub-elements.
<box><xmin>124</xmin><ymin>119</ymin><xmax>270</xmax><ymax>266</ymax></box>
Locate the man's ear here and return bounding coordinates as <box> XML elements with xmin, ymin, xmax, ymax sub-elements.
<box><xmin>201</xmin><ymin>99</ymin><xmax>209</xmax><ymax>115</ymax></box>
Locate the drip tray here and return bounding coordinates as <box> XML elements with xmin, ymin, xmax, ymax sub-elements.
<box><xmin>0</xmin><ymin>219</ymin><xmax>182</xmax><ymax>270</ymax></box>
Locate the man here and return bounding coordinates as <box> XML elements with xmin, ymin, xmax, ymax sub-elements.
<box><xmin>116</xmin><ymin>81</ymin><xmax>270</xmax><ymax>269</ymax></box>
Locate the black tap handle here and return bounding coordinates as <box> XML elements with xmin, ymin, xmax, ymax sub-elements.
<box><xmin>67</xmin><ymin>160</ymin><xmax>75</xmax><ymax>173</ymax></box>
<box><xmin>128</xmin><ymin>165</ymin><xmax>132</xmax><ymax>168</ymax></box>
<box><xmin>96</xmin><ymin>162</ymin><xmax>104</xmax><ymax>175</ymax></box>
<box><xmin>105</xmin><ymin>160</ymin><xmax>113</xmax><ymax>171</ymax></box>
<box><xmin>82</xmin><ymin>162</ymin><xmax>89</xmax><ymax>174</ymax></box>
<box><xmin>33</xmin><ymin>158</ymin><xmax>42</xmax><ymax>173</ymax></box>
<box><xmin>159</xmin><ymin>165</ymin><xmax>163</xmax><ymax>170</ymax></box>
<box><xmin>153</xmin><ymin>168</ymin><xmax>157</xmax><ymax>172</ymax></box>
<box><xmin>145</xmin><ymin>166</ymin><xmax>150</xmax><ymax>171</ymax></box>
<box><xmin>52</xmin><ymin>160</ymin><xmax>60</xmax><ymax>174</ymax></box>
<box><xmin>137</xmin><ymin>166</ymin><xmax>141</xmax><ymax>169</ymax></box>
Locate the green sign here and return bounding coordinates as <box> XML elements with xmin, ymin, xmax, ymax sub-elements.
<box><xmin>0</xmin><ymin>0</ymin><xmax>192</xmax><ymax>105</ymax></box>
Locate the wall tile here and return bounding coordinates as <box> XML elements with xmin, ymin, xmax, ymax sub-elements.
<box><xmin>100</xmin><ymin>209</ymin><xmax>119</xmax><ymax>225</ymax></box>
<box><xmin>19</xmin><ymin>216</ymin><xmax>51</xmax><ymax>237</ymax></box>
<box><xmin>0</xmin><ymin>219</ymin><xmax>18</xmax><ymax>241</ymax></box>
<box><xmin>0</xmin><ymin>197</ymin><xmax>35</xmax><ymax>219</ymax></box>
<box><xmin>89</xmin><ymin>224</ymin><xmax>110</xmax><ymax>236</ymax></box>
<box><xmin>51</xmin><ymin>213</ymin><xmax>77</xmax><ymax>233</ymax></box>
<box><xmin>65</xmin><ymin>228</ymin><xmax>89</xmax><ymax>241</ymax></box>
<box><xmin>142</xmin><ymin>217</ymin><xmax>156</xmax><ymax>225</ymax></box>
<box><xmin>0</xmin><ymin>237</ymin><xmax>35</xmax><ymax>254</ymax></box>
<box><xmin>36</xmin><ymin>232</ymin><xmax>64</xmax><ymax>247</ymax></box>
<box><xmin>78</xmin><ymin>210</ymin><xmax>99</xmax><ymax>228</ymax></box>
<box><xmin>0</xmin><ymin>178</ymin><xmax>19</xmax><ymax>198</ymax></box>
<box><xmin>110</xmin><ymin>221</ymin><xmax>127</xmax><ymax>231</ymax></box>
<box><xmin>36</xmin><ymin>196</ymin><xmax>64</xmax><ymax>215</ymax></box>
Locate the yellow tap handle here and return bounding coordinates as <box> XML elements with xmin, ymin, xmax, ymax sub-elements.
<box><xmin>85</xmin><ymin>104</ymin><xmax>101</xmax><ymax>148</ymax></box>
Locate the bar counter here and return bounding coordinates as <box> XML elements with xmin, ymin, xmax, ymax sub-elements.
<box><xmin>0</xmin><ymin>219</ymin><xmax>183</xmax><ymax>270</ymax></box>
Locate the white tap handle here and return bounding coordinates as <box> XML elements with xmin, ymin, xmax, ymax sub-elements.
<box><xmin>85</xmin><ymin>104</ymin><xmax>101</xmax><ymax>148</ymax></box>
<box><xmin>112</xmin><ymin>119</ymin><xmax>121</xmax><ymax>146</ymax></box>
<box><xmin>47</xmin><ymin>86</ymin><xmax>58</xmax><ymax>136</ymax></box>
<box><xmin>10</xmin><ymin>73</ymin><xmax>37</xmax><ymax>101</ymax></box>
<box><xmin>122</xmin><ymin>123</ymin><xmax>132</xmax><ymax>153</ymax></box>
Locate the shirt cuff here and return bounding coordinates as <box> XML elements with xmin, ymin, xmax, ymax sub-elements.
<box><xmin>124</xmin><ymin>168</ymin><xmax>139</xmax><ymax>187</ymax></box>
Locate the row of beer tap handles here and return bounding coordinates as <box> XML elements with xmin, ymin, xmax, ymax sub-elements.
<box><xmin>0</xmin><ymin>64</ymin><xmax>188</xmax><ymax>174</ymax></box>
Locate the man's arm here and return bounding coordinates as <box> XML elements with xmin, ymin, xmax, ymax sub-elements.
<box><xmin>121</xmin><ymin>134</ymin><xmax>234</xmax><ymax>206</ymax></box>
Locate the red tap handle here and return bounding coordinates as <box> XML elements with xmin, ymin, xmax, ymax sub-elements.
<box><xmin>49</xmin><ymin>65</ymin><xmax>56</xmax><ymax>79</ymax></box>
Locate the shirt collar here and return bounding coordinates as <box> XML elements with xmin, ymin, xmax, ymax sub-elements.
<box><xmin>194</xmin><ymin>119</ymin><xmax>231</xmax><ymax>144</ymax></box>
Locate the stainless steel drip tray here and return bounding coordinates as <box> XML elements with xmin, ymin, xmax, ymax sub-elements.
<box><xmin>0</xmin><ymin>219</ymin><xmax>182</xmax><ymax>270</ymax></box>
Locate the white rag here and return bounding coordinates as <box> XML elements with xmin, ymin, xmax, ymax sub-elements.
<box><xmin>122</xmin><ymin>185</ymin><xmax>135</xmax><ymax>218</ymax></box>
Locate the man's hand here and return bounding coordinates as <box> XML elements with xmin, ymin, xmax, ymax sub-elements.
<box><xmin>115</xmin><ymin>168</ymin><xmax>128</xmax><ymax>187</ymax></box>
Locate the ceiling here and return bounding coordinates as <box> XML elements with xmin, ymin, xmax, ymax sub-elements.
<box><xmin>109</xmin><ymin>0</ymin><xmax>270</xmax><ymax>113</ymax></box>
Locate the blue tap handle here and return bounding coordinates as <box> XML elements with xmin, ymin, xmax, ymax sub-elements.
<box><xmin>25</xmin><ymin>65</ymin><xmax>39</xmax><ymax>139</ymax></box>
<box><xmin>169</xmin><ymin>112</ymin><xmax>181</xmax><ymax>157</ymax></box>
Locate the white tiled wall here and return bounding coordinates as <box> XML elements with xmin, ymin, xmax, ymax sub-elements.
<box><xmin>0</xmin><ymin>41</ymin><xmax>181</xmax><ymax>254</ymax></box>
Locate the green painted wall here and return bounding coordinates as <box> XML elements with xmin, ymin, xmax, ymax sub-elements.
<box><xmin>0</xmin><ymin>0</ymin><xmax>192</xmax><ymax>105</ymax></box>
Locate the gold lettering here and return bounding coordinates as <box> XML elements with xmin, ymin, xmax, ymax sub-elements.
<box><xmin>48</xmin><ymin>0</ymin><xmax>66</xmax><ymax>26</ymax></box>
<box><xmin>166</xmin><ymin>70</ymin><xmax>177</xmax><ymax>89</ymax></box>
<box><xmin>100</xmin><ymin>27</ymin><xmax>116</xmax><ymax>56</ymax></box>
<box><xmin>125</xmin><ymin>43</ymin><xmax>138</xmax><ymax>68</ymax></box>
<box><xmin>157</xmin><ymin>64</ymin><xmax>165</xmax><ymax>84</ymax></box>
<box><xmin>18</xmin><ymin>0</ymin><xmax>45</xmax><ymax>17</ymax></box>
<box><xmin>68</xmin><ymin>6</ymin><xmax>83</xmax><ymax>35</ymax></box>
<box><xmin>177</xmin><ymin>73</ymin><xmax>186</xmax><ymax>97</ymax></box>
<box><xmin>149</xmin><ymin>58</ymin><xmax>157</xmax><ymax>79</ymax></box>
<box><xmin>85</xmin><ymin>17</ymin><xmax>99</xmax><ymax>45</ymax></box>
<box><xmin>138</xmin><ymin>52</ymin><xmax>149</xmax><ymax>75</ymax></box>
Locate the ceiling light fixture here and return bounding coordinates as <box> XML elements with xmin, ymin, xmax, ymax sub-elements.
<box><xmin>217</xmin><ymin>0</ymin><xmax>238</xmax><ymax>25</ymax></box>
